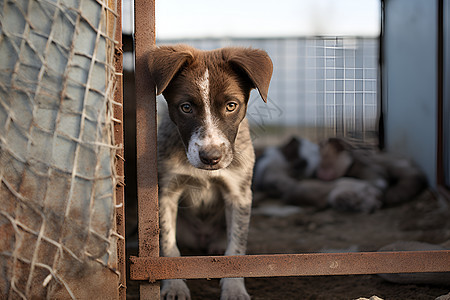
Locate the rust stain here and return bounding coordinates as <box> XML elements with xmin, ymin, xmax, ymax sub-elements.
<box><xmin>130</xmin><ymin>251</ymin><xmax>450</xmax><ymax>282</ymax></box>
<box><xmin>133</xmin><ymin>0</ymin><xmax>160</xmax><ymax>298</ymax></box>
<box><xmin>134</xmin><ymin>0</ymin><xmax>158</xmax><ymax>258</ymax></box>
<box><xmin>112</xmin><ymin>0</ymin><xmax>126</xmax><ymax>299</ymax></box>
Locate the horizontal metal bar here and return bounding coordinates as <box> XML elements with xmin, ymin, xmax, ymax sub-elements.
<box><xmin>130</xmin><ymin>251</ymin><xmax>450</xmax><ymax>282</ymax></box>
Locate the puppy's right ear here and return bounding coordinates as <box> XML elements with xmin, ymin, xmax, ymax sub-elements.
<box><xmin>148</xmin><ymin>45</ymin><xmax>195</xmax><ymax>95</ymax></box>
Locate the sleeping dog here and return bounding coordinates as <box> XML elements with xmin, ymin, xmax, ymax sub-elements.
<box><xmin>148</xmin><ymin>44</ymin><xmax>273</xmax><ymax>300</ymax></box>
<box><xmin>253</xmin><ymin>137</ymin><xmax>383</xmax><ymax>212</ymax></box>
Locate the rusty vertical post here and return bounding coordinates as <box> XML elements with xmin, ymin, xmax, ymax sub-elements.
<box><xmin>112</xmin><ymin>0</ymin><xmax>126</xmax><ymax>298</ymax></box>
<box><xmin>134</xmin><ymin>0</ymin><xmax>159</xmax><ymax>299</ymax></box>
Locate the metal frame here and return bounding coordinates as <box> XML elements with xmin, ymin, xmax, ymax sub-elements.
<box><xmin>131</xmin><ymin>251</ymin><xmax>450</xmax><ymax>282</ymax></box>
<box><xmin>133</xmin><ymin>0</ymin><xmax>160</xmax><ymax>298</ymax></box>
<box><xmin>129</xmin><ymin>0</ymin><xmax>450</xmax><ymax>299</ymax></box>
<box><xmin>113</xmin><ymin>0</ymin><xmax>126</xmax><ymax>298</ymax></box>
<box><xmin>438</xmin><ymin>0</ymin><xmax>450</xmax><ymax>191</ymax></box>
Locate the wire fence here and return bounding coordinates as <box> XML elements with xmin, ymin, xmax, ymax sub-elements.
<box><xmin>0</xmin><ymin>0</ymin><xmax>121</xmax><ymax>298</ymax></box>
<box><xmin>156</xmin><ymin>37</ymin><xmax>379</xmax><ymax>145</ymax></box>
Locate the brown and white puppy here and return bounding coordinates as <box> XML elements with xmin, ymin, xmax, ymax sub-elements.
<box><xmin>148</xmin><ymin>44</ymin><xmax>273</xmax><ymax>300</ymax></box>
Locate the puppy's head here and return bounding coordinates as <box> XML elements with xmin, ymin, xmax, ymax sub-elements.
<box><xmin>149</xmin><ymin>44</ymin><xmax>273</xmax><ymax>170</ymax></box>
<box><xmin>279</xmin><ymin>137</ymin><xmax>320</xmax><ymax>179</ymax></box>
<box><xmin>317</xmin><ymin>138</ymin><xmax>353</xmax><ymax>181</ymax></box>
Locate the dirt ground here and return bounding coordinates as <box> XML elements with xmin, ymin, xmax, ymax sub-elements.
<box><xmin>126</xmin><ymin>188</ymin><xmax>450</xmax><ymax>300</ymax></box>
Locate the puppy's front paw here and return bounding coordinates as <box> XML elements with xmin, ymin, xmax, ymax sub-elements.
<box><xmin>220</xmin><ymin>278</ymin><xmax>250</xmax><ymax>300</ymax></box>
<box><xmin>161</xmin><ymin>279</ymin><xmax>191</xmax><ymax>300</ymax></box>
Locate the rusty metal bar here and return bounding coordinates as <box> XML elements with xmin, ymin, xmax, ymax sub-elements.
<box><xmin>130</xmin><ymin>251</ymin><xmax>450</xmax><ymax>281</ymax></box>
<box><xmin>134</xmin><ymin>0</ymin><xmax>159</xmax><ymax>298</ymax></box>
<box><xmin>112</xmin><ymin>0</ymin><xmax>126</xmax><ymax>298</ymax></box>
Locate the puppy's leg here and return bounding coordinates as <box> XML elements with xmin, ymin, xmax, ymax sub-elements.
<box><xmin>159</xmin><ymin>191</ymin><xmax>191</xmax><ymax>300</ymax></box>
<box><xmin>220</xmin><ymin>186</ymin><xmax>252</xmax><ymax>300</ymax></box>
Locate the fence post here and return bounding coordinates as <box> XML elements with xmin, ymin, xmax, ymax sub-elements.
<box><xmin>112</xmin><ymin>0</ymin><xmax>127</xmax><ymax>298</ymax></box>
<box><xmin>134</xmin><ymin>0</ymin><xmax>160</xmax><ymax>299</ymax></box>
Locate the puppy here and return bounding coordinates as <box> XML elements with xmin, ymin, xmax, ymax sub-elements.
<box><xmin>148</xmin><ymin>44</ymin><xmax>273</xmax><ymax>300</ymax></box>
<box><xmin>253</xmin><ymin>137</ymin><xmax>320</xmax><ymax>198</ymax></box>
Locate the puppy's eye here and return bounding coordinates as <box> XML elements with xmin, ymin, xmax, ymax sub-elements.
<box><xmin>226</xmin><ymin>102</ymin><xmax>238</xmax><ymax>112</ymax></box>
<box><xmin>180</xmin><ymin>103</ymin><xmax>193</xmax><ymax>113</ymax></box>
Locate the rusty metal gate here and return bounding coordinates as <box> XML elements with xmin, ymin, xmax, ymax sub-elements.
<box><xmin>128</xmin><ymin>1</ymin><xmax>450</xmax><ymax>299</ymax></box>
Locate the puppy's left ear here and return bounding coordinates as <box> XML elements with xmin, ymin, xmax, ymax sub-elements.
<box><xmin>225</xmin><ymin>48</ymin><xmax>273</xmax><ymax>102</ymax></box>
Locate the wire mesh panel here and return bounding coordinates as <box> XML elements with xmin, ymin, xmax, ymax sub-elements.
<box><xmin>0</xmin><ymin>0</ymin><xmax>121</xmax><ymax>298</ymax></box>
<box><xmin>157</xmin><ymin>37</ymin><xmax>379</xmax><ymax>145</ymax></box>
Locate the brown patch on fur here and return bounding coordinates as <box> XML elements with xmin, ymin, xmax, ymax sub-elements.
<box><xmin>147</xmin><ymin>45</ymin><xmax>195</xmax><ymax>95</ymax></box>
<box><xmin>221</xmin><ymin>47</ymin><xmax>273</xmax><ymax>102</ymax></box>
<box><xmin>148</xmin><ymin>44</ymin><xmax>273</xmax><ymax>102</ymax></box>
<box><xmin>279</xmin><ymin>137</ymin><xmax>309</xmax><ymax>179</ymax></box>
<box><xmin>280</xmin><ymin>137</ymin><xmax>301</xmax><ymax>162</ymax></box>
<box><xmin>148</xmin><ymin>45</ymin><xmax>274</xmax><ymax>166</ymax></box>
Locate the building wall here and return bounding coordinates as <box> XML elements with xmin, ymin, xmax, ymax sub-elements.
<box><xmin>382</xmin><ymin>0</ymin><xmax>438</xmax><ymax>186</ymax></box>
<box><xmin>444</xmin><ymin>0</ymin><xmax>450</xmax><ymax>187</ymax></box>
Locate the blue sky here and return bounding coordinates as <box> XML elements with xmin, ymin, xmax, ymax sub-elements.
<box><xmin>123</xmin><ymin>0</ymin><xmax>380</xmax><ymax>38</ymax></box>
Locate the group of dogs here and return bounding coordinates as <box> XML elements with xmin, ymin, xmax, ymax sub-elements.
<box><xmin>148</xmin><ymin>44</ymin><xmax>428</xmax><ymax>299</ymax></box>
<box><xmin>254</xmin><ymin>135</ymin><xmax>427</xmax><ymax>213</ymax></box>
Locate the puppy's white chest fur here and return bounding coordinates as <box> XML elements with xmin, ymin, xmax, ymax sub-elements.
<box><xmin>164</xmin><ymin>163</ymin><xmax>239</xmax><ymax>210</ymax></box>
<box><xmin>177</xmin><ymin>171</ymin><xmax>224</xmax><ymax>208</ymax></box>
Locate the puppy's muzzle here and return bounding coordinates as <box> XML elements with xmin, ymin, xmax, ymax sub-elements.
<box><xmin>187</xmin><ymin>131</ymin><xmax>233</xmax><ymax>170</ymax></box>
<box><xmin>199</xmin><ymin>146</ymin><xmax>222</xmax><ymax>166</ymax></box>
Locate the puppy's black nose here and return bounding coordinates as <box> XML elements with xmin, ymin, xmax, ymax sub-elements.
<box><xmin>199</xmin><ymin>148</ymin><xmax>222</xmax><ymax>166</ymax></box>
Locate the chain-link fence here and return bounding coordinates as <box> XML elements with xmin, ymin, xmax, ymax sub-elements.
<box><xmin>0</xmin><ymin>0</ymin><xmax>121</xmax><ymax>298</ymax></box>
